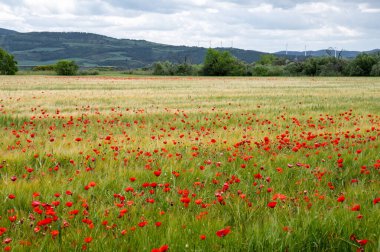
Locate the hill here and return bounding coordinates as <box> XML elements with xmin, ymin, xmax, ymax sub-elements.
<box><xmin>275</xmin><ymin>49</ymin><xmax>380</xmax><ymax>58</ymax></box>
<box><xmin>1</xmin><ymin>28</ymin><xmax>378</xmax><ymax>68</ymax></box>
<box><xmin>0</xmin><ymin>28</ymin><xmax>265</xmax><ymax>68</ymax></box>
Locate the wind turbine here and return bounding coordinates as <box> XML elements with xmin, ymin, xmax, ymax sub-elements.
<box><xmin>304</xmin><ymin>45</ymin><xmax>307</xmax><ymax>57</ymax></box>
<box><xmin>286</xmin><ymin>43</ymin><xmax>288</xmax><ymax>55</ymax></box>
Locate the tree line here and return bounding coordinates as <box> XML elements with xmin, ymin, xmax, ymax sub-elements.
<box><xmin>1</xmin><ymin>47</ymin><xmax>380</xmax><ymax>76</ymax></box>
<box><xmin>152</xmin><ymin>49</ymin><xmax>380</xmax><ymax>77</ymax></box>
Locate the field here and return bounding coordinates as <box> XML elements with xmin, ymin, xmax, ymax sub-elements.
<box><xmin>0</xmin><ymin>76</ymin><xmax>379</xmax><ymax>251</ymax></box>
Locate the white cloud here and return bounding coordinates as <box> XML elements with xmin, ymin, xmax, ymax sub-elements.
<box><xmin>359</xmin><ymin>3</ymin><xmax>380</xmax><ymax>13</ymax></box>
<box><xmin>248</xmin><ymin>4</ymin><xmax>278</xmax><ymax>13</ymax></box>
<box><xmin>0</xmin><ymin>0</ymin><xmax>379</xmax><ymax>52</ymax></box>
<box><xmin>22</xmin><ymin>0</ymin><xmax>76</xmax><ymax>15</ymax></box>
<box><xmin>294</xmin><ymin>2</ymin><xmax>341</xmax><ymax>14</ymax></box>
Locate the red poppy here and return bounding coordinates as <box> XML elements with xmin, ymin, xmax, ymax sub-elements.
<box><xmin>216</xmin><ymin>227</ymin><xmax>231</xmax><ymax>237</ymax></box>
<box><xmin>337</xmin><ymin>196</ymin><xmax>345</xmax><ymax>202</ymax></box>
<box><xmin>84</xmin><ymin>237</ymin><xmax>93</xmax><ymax>243</ymax></box>
<box><xmin>159</xmin><ymin>244</ymin><xmax>169</xmax><ymax>252</ymax></box>
<box><xmin>138</xmin><ymin>221</ymin><xmax>148</xmax><ymax>227</ymax></box>
<box><xmin>51</xmin><ymin>230</ymin><xmax>59</xmax><ymax>238</ymax></box>
<box><xmin>151</xmin><ymin>244</ymin><xmax>169</xmax><ymax>252</ymax></box>
<box><xmin>2</xmin><ymin>237</ymin><xmax>12</xmax><ymax>244</ymax></box>
<box><xmin>37</xmin><ymin>218</ymin><xmax>53</xmax><ymax>226</ymax></box>
<box><xmin>272</xmin><ymin>194</ymin><xmax>286</xmax><ymax>201</ymax></box>
<box><xmin>153</xmin><ymin>170</ymin><xmax>161</xmax><ymax>177</ymax></box>
<box><xmin>373</xmin><ymin>198</ymin><xmax>380</xmax><ymax>205</ymax></box>
<box><xmin>356</xmin><ymin>239</ymin><xmax>368</xmax><ymax>246</ymax></box>
<box><xmin>267</xmin><ymin>202</ymin><xmax>277</xmax><ymax>208</ymax></box>
<box><xmin>351</xmin><ymin>204</ymin><xmax>360</xmax><ymax>211</ymax></box>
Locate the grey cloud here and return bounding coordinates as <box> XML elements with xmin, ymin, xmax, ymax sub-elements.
<box><xmin>0</xmin><ymin>0</ymin><xmax>379</xmax><ymax>52</ymax></box>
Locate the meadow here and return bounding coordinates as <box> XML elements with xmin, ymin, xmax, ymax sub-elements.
<box><xmin>0</xmin><ymin>76</ymin><xmax>379</xmax><ymax>251</ymax></box>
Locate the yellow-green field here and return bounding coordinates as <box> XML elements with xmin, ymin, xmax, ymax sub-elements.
<box><xmin>0</xmin><ymin>76</ymin><xmax>379</xmax><ymax>251</ymax></box>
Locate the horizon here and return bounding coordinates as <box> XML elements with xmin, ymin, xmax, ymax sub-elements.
<box><xmin>1</xmin><ymin>27</ymin><xmax>379</xmax><ymax>54</ymax></box>
<box><xmin>0</xmin><ymin>0</ymin><xmax>379</xmax><ymax>53</ymax></box>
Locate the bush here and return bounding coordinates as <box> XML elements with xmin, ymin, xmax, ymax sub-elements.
<box><xmin>0</xmin><ymin>48</ymin><xmax>18</xmax><ymax>75</ymax></box>
<box><xmin>252</xmin><ymin>65</ymin><xmax>284</xmax><ymax>76</ymax></box>
<box><xmin>78</xmin><ymin>70</ymin><xmax>99</xmax><ymax>76</ymax></box>
<box><xmin>55</xmin><ymin>60</ymin><xmax>79</xmax><ymax>75</ymax></box>
<box><xmin>256</xmin><ymin>54</ymin><xmax>276</xmax><ymax>65</ymax></box>
<box><xmin>32</xmin><ymin>65</ymin><xmax>55</xmax><ymax>71</ymax></box>
<box><xmin>370</xmin><ymin>62</ymin><xmax>380</xmax><ymax>76</ymax></box>
<box><xmin>153</xmin><ymin>61</ymin><xmax>175</xmax><ymax>75</ymax></box>
<box><xmin>252</xmin><ymin>65</ymin><xmax>269</xmax><ymax>76</ymax></box>
<box><xmin>203</xmin><ymin>49</ymin><xmax>247</xmax><ymax>76</ymax></box>
<box><xmin>346</xmin><ymin>53</ymin><xmax>377</xmax><ymax>76</ymax></box>
<box><xmin>284</xmin><ymin>62</ymin><xmax>303</xmax><ymax>76</ymax></box>
<box><xmin>152</xmin><ymin>61</ymin><xmax>200</xmax><ymax>76</ymax></box>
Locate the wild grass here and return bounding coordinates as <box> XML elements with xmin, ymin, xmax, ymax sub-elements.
<box><xmin>0</xmin><ymin>76</ymin><xmax>379</xmax><ymax>251</ymax></box>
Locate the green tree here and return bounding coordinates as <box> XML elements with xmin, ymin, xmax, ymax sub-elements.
<box><xmin>257</xmin><ymin>54</ymin><xmax>276</xmax><ymax>65</ymax></box>
<box><xmin>346</xmin><ymin>53</ymin><xmax>377</xmax><ymax>76</ymax></box>
<box><xmin>284</xmin><ymin>62</ymin><xmax>304</xmax><ymax>76</ymax></box>
<box><xmin>0</xmin><ymin>48</ymin><xmax>18</xmax><ymax>75</ymax></box>
<box><xmin>153</xmin><ymin>61</ymin><xmax>175</xmax><ymax>75</ymax></box>
<box><xmin>55</xmin><ymin>60</ymin><xmax>79</xmax><ymax>75</ymax></box>
<box><xmin>370</xmin><ymin>62</ymin><xmax>380</xmax><ymax>76</ymax></box>
<box><xmin>319</xmin><ymin>57</ymin><xmax>347</xmax><ymax>76</ymax></box>
<box><xmin>252</xmin><ymin>65</ymin><xmax>269</xmax><ymax>76</ymax></box>
<box><xmin>302</xmin><ymin>58</ymin><xmax>320</xmax><ymax>76</ymax></box>
<box><xmin>203</xmin><ymin>49</ymin><xmax>246</xmax><ymax>76</ymax></box>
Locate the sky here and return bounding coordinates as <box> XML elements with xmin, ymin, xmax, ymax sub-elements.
<box><xmin>0</xmin><ymin>0</ymin><xmax>379</xmax><ymax>52</ymax></box>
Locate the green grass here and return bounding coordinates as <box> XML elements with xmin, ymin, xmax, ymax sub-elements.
<box><xmin>0</xmin><ymin>76</ymin><xmax>379</xmax><ymax>251</ymax></box>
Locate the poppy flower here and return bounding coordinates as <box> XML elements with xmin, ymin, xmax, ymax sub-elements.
<box><xmin>272</xmin><ymin>194</ymin><xmax>286</xmax><ymax>201</ymax></box>
<box><xmin>151</xmin><ymin>244</ymin><xmax>169</xmax><ymax>252</ymax></box>
<box><xmin>0</xmin><ymin>227</ymin><xmax>7</xmax><ymax>236</ymax></box>
<box><xmin>2</xmin><ymin>237</ymin><xmax>12</xmax><ymax>244</ymax></box>
<box><xmin>374</xmin><ymin>198</ymin><xmax>380</xmax><ymax>205</ymax></box>
<box><xmin>337</xmin><ymin>196</ymin><xmax>345</xmax><ymax>202</ymax></box>
<box><xmin>153</xmin><ymin>170</ymin><xmax>161</xmax><ymax>177</ymax></box>
<box><xmin>351</xmin><ymin>204</ymin><xmax>360</xmax><ymax>211</ymax></box>
<box><xmin>268</xmin><ymin>202</ymin><xmax>277</xmax><ymax>208</ymax></box>
<box><xmin>37</xmin><ymin>218</ymin><xmax>53</xmax><ymax>226</ymax></box>
<box><xmin>84</xmin><ymin>237</ymin><xmax>93</xmax><ymax>243</ymax></box>
<box><xmin>356</xmin><ymin>239</ymin><xmax>368</xmax><ymax>246</ymax></box>
<box><xmin>138</xmin><ymin>221</ymin><xmax>148</xmax><ymax>227</ymax></box>
<box><xmin>51</xmin><ymin>230</ymin><xmax>59</xmax><ymax>238</ymax></box>
<box><xmin>216</xmin><ymin>227</ymin><xmax>231</xmax><ymax>237</ymax></box>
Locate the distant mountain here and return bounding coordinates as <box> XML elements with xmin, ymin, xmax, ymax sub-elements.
<box><xmin>275</xmin><ymin>49</ymin><xmax>380</xmax><ymax>59</ymax></box>
<box><xmin>1</xmin><ymin>28</ymin><xmax>378</xmax><ymax>68</ymax></box>
<box><xmin>0</xmin><ymin>28</ymin><xmax>19</xmax><ymax>35</ymax></box>
<box><xmin>0</xmin><ymin>28</ymin><xmax>265</xmax><ymax>68</ymax></box>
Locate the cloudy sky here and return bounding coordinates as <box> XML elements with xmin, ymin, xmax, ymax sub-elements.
<box><xmin>0</xmin><ymin>0</ymin><xmax>379</xmax><ymax>52</ymax></box>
